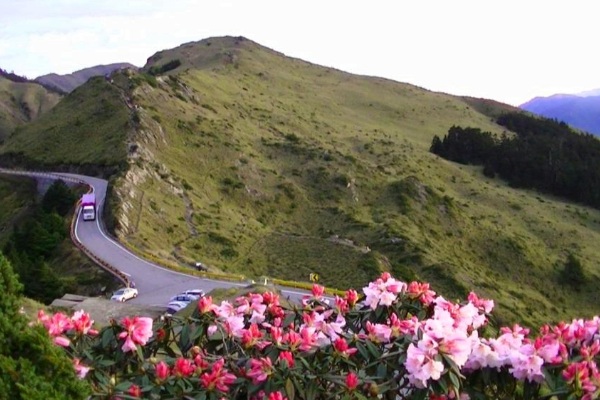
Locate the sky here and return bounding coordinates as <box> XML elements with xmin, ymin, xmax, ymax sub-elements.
<box><xmin>2</xmin><ymin>0</ymin><xmax>599</xmax><ymax>106</ymax></box>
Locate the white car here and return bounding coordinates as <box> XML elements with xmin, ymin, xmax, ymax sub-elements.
<box><xmin>165</xmin><ymin>301</ymin><xmax>190</xmax><ymax>315</ymax></box>
<box><xmin>169</xmin><ymin>293</ymin><xmax>200</xmax><ymax>302</ymax></box>
<box><xmin>111</xmin><ymin>287</ymin><xmax>138</xmax><ymax>302</ymax></box>
<box><xmin>182</xmin><ymin>289</ymin><xmax>205</xmax><ymax>298</ymax></box>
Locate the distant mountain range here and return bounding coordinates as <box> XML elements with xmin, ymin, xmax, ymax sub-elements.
<box><xmin>35</xmin><ymin>63</ymin><xmax>137</xmax><ymax>93</ymax></box>
<box><xmin>520</xmin><ymin>90</ymin><xmax>600</xmax><ymax>135</ymax></box>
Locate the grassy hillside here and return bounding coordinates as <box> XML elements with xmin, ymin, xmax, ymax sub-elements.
<box><xmin>0</xmin><ymin>174</ymin><xmax>121</xmax><ymax>298</ymax></box>
<box><xmin>3</xmin><ymin>36</ymin><xmax>600</xmax><ymax>327</ymax></box>
<box><xmin>0</xmin><ymin>76</ymin><xmax>61</xmax><ymax>141</ymax></box>
<box><xmin>103</xmin><ymin>36</ymin><xmax>600</xmax><ymax>327</ymax></box>
<box><xmin>35</xmin><ymin>62</ymin><xmax>137</xmax><ymax>93</ymax></box>
<box><xmin>0</xmin><ymin>76</ymin><xmax>131</xmax><ymax>171</ymax></box>
<box><xmin>0</xmin><ymin>175</ymin><xmax>36</xmax><ymax>245</ymax></box>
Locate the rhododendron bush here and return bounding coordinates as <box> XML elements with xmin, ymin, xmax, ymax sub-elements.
<box><xmin>38</xmin><ymin>272</ymin><xmax>600</xmax><ymax>399</ymax></box>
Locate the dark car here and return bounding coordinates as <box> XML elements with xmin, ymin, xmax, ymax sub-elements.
<box><xmin>194</xmin><ymin>262</ymin><xmax>207</xmax><ymax>271</ymax></box>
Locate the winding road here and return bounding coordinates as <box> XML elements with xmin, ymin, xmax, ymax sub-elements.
<box><xmin>1</xmin><ymin>169</ymin><xmax>312</xmax><ymax>307</ymax></box>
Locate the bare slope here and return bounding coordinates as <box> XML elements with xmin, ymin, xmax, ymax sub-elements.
<box><xmin>0</xmin><ymin>76</ymin><xmax>61</xmax><ymax>141</ymax></box>
<box><xmin>109</xmin><ymin>36</ymin><xmax>600</xmax><ymax>327</ymax></box>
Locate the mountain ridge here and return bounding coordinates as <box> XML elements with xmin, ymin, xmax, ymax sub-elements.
<box><xmin>2</xmin><ymin>36</ymin><xmax>600</xmax><ymax>326</ymax></box>
<box><xmin>35</xmin><ymin>62</ymin><xmax>138</xmax><ymax>93</ymax></box>
<box><xmin>520</xmin><ymin>92</ymin><xmax>600</xmax><ymax>135</ymax></box>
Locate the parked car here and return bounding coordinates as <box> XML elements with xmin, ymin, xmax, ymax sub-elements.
<box><xmin>165</xmin><ymin>301</ymin><xmax>190</xmax><ymax>316</ymax></box>
<box><xmin>194</xmin><ymin>262</ymin><xmax>208</xmax><ymax>271</ymax></box>
<box><xmin>111</xmin><ymin>287</ymin><xmax>138</xmax><ymax>302</ymax></box>
<box><xmin>181</xmin><ymin>289</ymin><xmax>205</xmax><ymax>298</ymax></box>
<box><xmin>169</xmin><ymin>294</ymin><xmax>198</xmax><ymax>303</ymax></box>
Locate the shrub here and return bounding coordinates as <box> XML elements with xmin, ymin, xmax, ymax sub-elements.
<box><xmin>0</xmin><ymin>253</ymin><xmax>89</xmax><ymax>399</ymax></box>
<box><xmin>34</xmin><ymin>271</ymin><xmax>600</xmax><ymax>399</ymax></box>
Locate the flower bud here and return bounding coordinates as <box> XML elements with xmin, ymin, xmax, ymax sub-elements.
<box><xmin>368</xmin><ymin>382</ymin><xmax>379</xmax><ymax>396</ymax></box>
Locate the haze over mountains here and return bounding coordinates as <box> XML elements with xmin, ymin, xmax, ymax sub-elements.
<box><xmin>2</xmin><ymin>36</ymin><xmax>600</xmax><ymax>327</ymax></box>
<box><xmin>520</xmin><ymin>90</ymin><xmax>600</xmax><ymax>135</ymax></box>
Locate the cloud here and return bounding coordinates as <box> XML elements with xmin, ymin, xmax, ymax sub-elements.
<box><xmin>2</xmin><ymin>0</ymin><xmax>600</xmax><ymax>104</ymax></box>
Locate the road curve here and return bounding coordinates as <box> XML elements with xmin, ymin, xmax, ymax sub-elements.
<box><xmin>0</xmin><ymin>169</ymin><xmax>312</xmax><ymax>307</ymax></box>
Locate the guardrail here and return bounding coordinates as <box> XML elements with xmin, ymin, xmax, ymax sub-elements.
<box><xmin>70</xmin><ymin>200</ymin><xmax>131</xmax><ymax>288</ymax></box>
<box><xmin>1</xmin><ymin>168</ymin><xmax>342</xmax><ymax>295</ymax></box>
<box><xmin>0</xmin><ymin>168</ymin><xmax>131</xmax><ymax>287</ymax></box>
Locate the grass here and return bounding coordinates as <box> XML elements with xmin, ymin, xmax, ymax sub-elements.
<box><xmin>4</xmin><ymin>36</ymin><xmax>600</xmax><ymax>327</ymax></box>
<box><xmin>0</xmin><ymin>175</ymin><xmax>122</xmax><ymax>299</ymax></box>
<box><xmin>0</xmin><ymin>76</ymin><xmax>61</xmax><ymax>141</ymax></box>
<box><xmin>0</xmin><ymin>76</ymin><xmax>130</xmax><ymax>168</ymax></box>
<box><xmin>0</xmin><ymin>174</ymin><xmax>36</xmax><ymax>245</ymax></box>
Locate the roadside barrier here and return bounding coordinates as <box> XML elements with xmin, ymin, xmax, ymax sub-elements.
<box><xmin>0</xmin><ymin>168</ymin><xmax>131</xmax><ymax>287</ymax></box>
<box><xmin>69</xmin><ymin>200</ymin><xmax>130</xmax><ymax>287</ymax></box>
<box><xmin>1</xmin><ymin>168</ymin><xmax>341</xmax><ymax>295</ymax></box>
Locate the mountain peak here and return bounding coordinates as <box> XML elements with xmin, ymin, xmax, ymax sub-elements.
<box><xmin>142</xmin><ymin>36</ymin><xmax>282</xmax><ymax>74</ymax></box>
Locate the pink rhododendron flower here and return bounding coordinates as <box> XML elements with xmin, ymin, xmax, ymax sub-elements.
<box><xmin>268</xmin><ymin>392</ymin><xmax>287</xmax><ymax>400</ymax></box>
<box><xmin>155</xmin><ymin>361</ymin><xmax>170</xmax><ymax>380</ymax></box>
<box><xmin>214</xmin><ymin>300</ymin><xmax>236</xmax><ymax>318</ymax></box>
<box><xmin>278</xmin><ymin>351</ymin><xmax>294</xmax><ymax>367</ymax></box>
<box><xmin>334</xmin><ymin>295</ymin><xmax>349</xmax><ymax>314</ymax></box>
<box><xmin>127</xmin><ymin>384</ymin><xmax>141</xmax><ymax>398</ymax></box>
<box><xmin>247</xmin><ymin>357</ymin><xmax>274</xmax><ymax>385</ymax></box>
<box><xmin>241</xmin><ymin>323</ymin><xmax>270</xmax><ymax>350</ymax></box>
<box><xmin>311</xmin><ymin>284</ymin><xmax>325</xmax><ymax>297</ymax></box>
<box><xmin>200</xmin><ymin>358</ymin><xmax>236</xmax><ymax>392</ymax></box>
<box><xmin>407</xmin><ymin>281</ymin><xmax>436</xmax><ymax>305</ymax></box>
<box><xmin>118</xmin><ymin>316</ymin><xmax>153</xmax><ymax>352</ymax></box>
<box><xmin>53</xmin><ymin>335</ymin><xmax>71</xmax><ymax>347</ymax></box>
<box><xmin>364</xmin><ymin>321</ymin><xmax>392</xmax><ymax>343</ymax></box>
<box><xmin>465</xmin><ymin>337</ymin><xmax>500</xmax><ymax>370</ymax></box>
<box><xmin>344</xmin><ymin>289</ymin><xmax>359</xmax><ymax>307</ymax></box>
<box><xmin>468</xmin><ymin>291</ymin><xmax>494</xmax><ymax>314</ymax></box>
<box><xmin>223</xmin><ymin>315</ymin><xmax>245</xmax><ymax>337</ymax></box>
<box><xmin>362</xmin><ymin>273</ymin><xmax>407</xmax><ymax>309</ymax></box>
<box><xmin>71</xmin><ymin>310</ymin><xmax>96</xmax><ymax>335</ymax></box>
<box><xmin>43</xmin><ymin>311</ymin><xmax>73</xmax><ymax>337</ymax></box>
<box><xmin>509</xmin><ymin>345</ymin><xmax>545</xmax><ymax>383</ymax></box>
<box><xmin>406</xmin><ymin>340</ymin><xmax>444</xmax><ymax>388</ymax></box>
<box><xmin>333</xmin><ymin>337</ymin><xmax>358</xmax><ymax>357</ymax></box>
<box><xmin>173</xmin><ymin>357</ymin><xmax>195</xmax><ymax>378</ymax></box>
<box><xmin>73</xmin><ymin>358</ymin><xmax>90</xmax><ymax>379</ymax></box>
<box><xmin>346</xmin><ymin>372</ymin><xmax>359</xmax><ymax>391</ymax></box>
<box><xmin>198</xmin><ymin>295</ymin><xmax>216</xmax><ymax>314</ymax></box>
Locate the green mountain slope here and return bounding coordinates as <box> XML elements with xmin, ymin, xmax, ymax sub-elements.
<box><xmin>35</xmin><ymin>62</ymin><xmax>137</xmax><ymax>93</ymax></box>
<box><xmin>3</xmin><ymin>36</ymin><xmax>600</xmax><ymax>327</ymax></box>
<box><xmin>0</xmin><ymin>175</ymin><xmax>36</xmax><ymax>245</ymax></box>
<box><xmin>0</xmin><ymin>75</ymin><xmax>131</xmax><ymax>172</ymax></box>
<box><xmin>0</xmin><ymin>76</ymin><xmax>61</xmax><ymax>141</ymax></box>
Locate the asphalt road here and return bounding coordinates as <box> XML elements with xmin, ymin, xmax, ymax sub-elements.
<box><xmin>0</xmin><ymin>169</ymin><xmax>313</xmax><ymax>308</ymax></box>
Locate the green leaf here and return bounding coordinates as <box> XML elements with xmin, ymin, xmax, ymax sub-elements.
<box><xmin>101</xmin><ymin>328</ymin><xmax>113</xmax><ymax>348</ymax></box>
<box><xmin>376</xmin><ymin>363</ymin><xmax>387</xmax><ymax>379</ymax></box>
<box><xmin>115</xmin><ymin>380</ymin><xmax>132</xmax><ymax>391</ymax></box>
<box><xmin>285</xmin><ymin>378</ymin><xmax>295</xmax><ymax>400</ymax></box>
<box><xmin>365</xmin><ymin>340</ymin><xmax>381</xmax><ymax>358</ymax></box>
<box><xmin>136</xmin><ymin>343</ymin><xmax>144</xmax><ymax>361</ymax></box>
<box><xmin>283</xmin><ymin>312</ymin><xmax>297</xmax><ymax>327</ymax></box>
<box><xmin>448</xmin><ymin>371</ymin><xmax>460</xmax><ymax>395</ymax></box>
<box><xmin>179</xmin><ymin>324</ymin><xmax>191</xmax><ymax>352</ymax></box>
<box><xmin>356</xmin><ymin>342</ymin><xmax>370</xmax><ymax>360</ymax></box>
